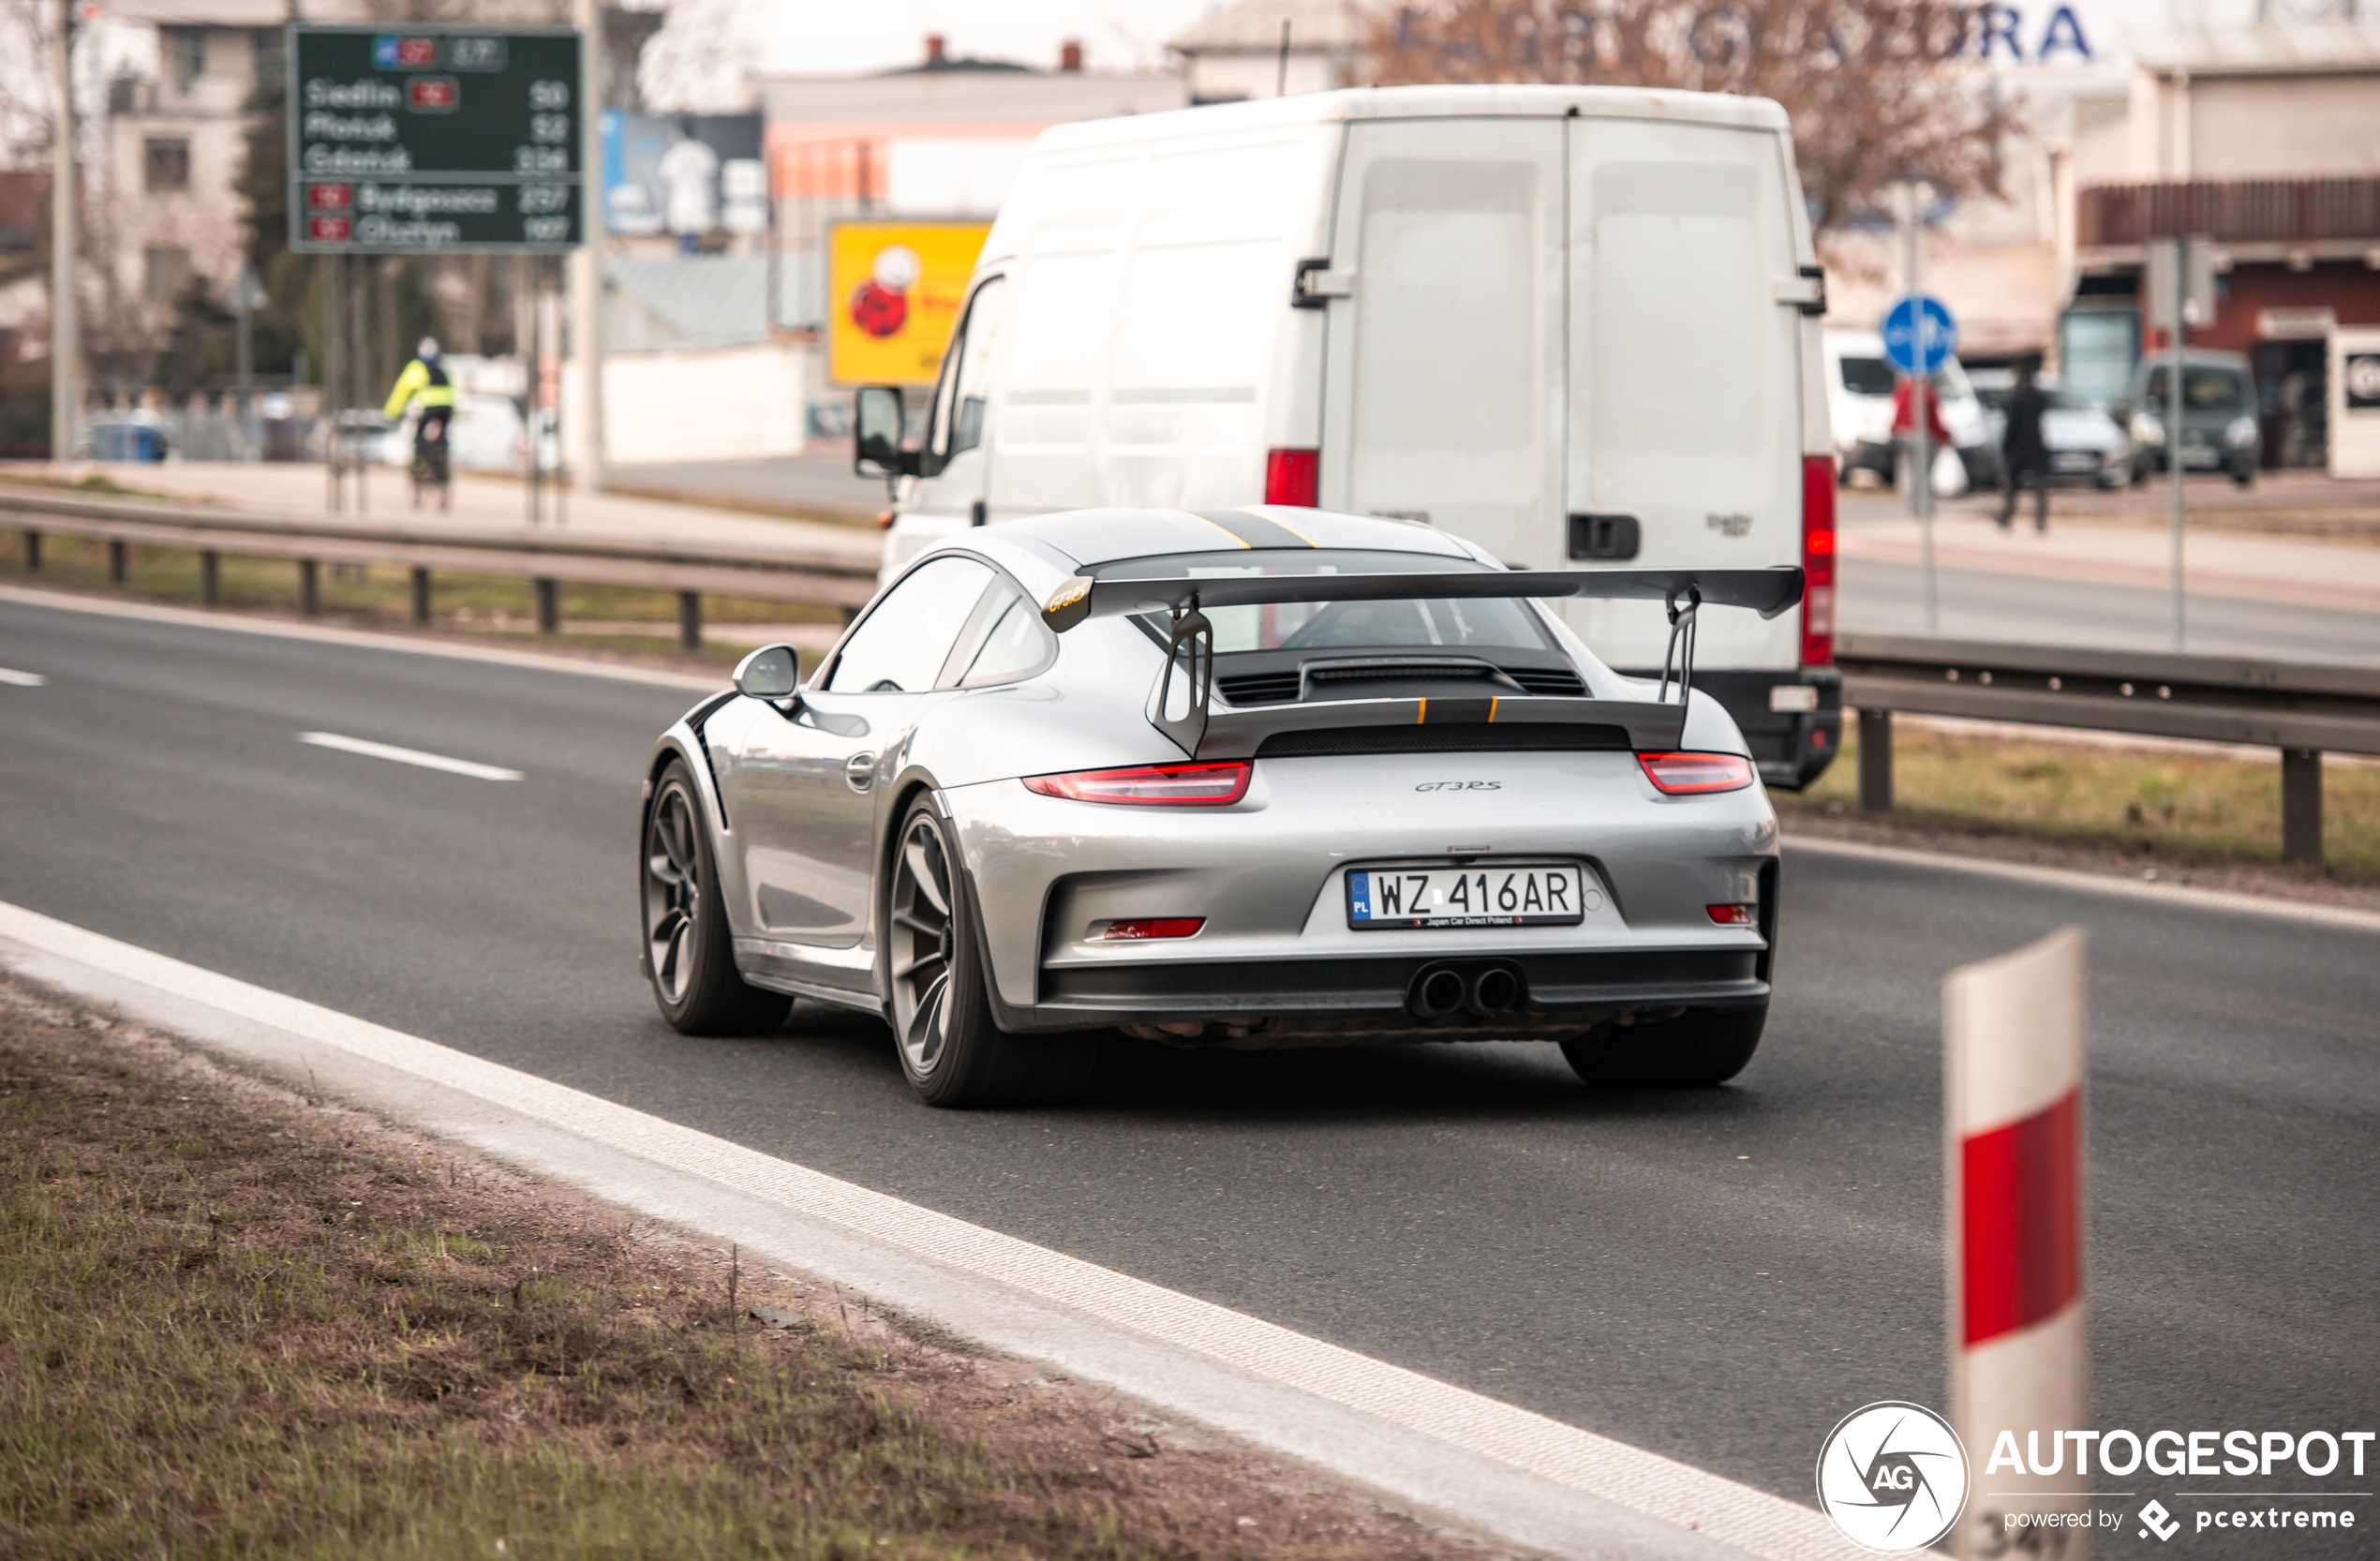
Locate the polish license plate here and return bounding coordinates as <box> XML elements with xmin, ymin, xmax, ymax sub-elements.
<box><xmin>1346</xmin><ymin>864</ymin><xmax>1588</xmax><ymax>929</ymax></box>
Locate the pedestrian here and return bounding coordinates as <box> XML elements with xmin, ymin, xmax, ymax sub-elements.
<box><xmin>1890</xmin><ymin>371</ymin><xmax>1953</xmax><ymax>498</ymax></box>
<box><xmin>1997</xmin><ymin>359</ymin><xmax>2051</xmax><ymax>533</ymax></box>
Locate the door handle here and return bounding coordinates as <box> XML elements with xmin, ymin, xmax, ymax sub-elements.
<box><xmin>844</xmin><ymin>751</ymin><xmax>877</xmax><ymax>792</ymax></box>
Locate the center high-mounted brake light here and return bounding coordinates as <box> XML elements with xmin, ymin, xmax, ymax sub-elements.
<box><xmin>1022</xmin><ymin>760</ymin><xmax>1252</xmax><ymax>806</ymax></box>
<box><xmin>1264</xmin><ymin>448</ymin><xmax>1319</xmax><ymax>507</ymax></box>
<box><xmin>1637</xmin><ymin>751</ymin><xmax>1757</xmax><ymax>795</ymax></box>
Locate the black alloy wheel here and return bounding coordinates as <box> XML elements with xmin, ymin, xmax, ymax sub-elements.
<box><xmin>640</xmin><ymin>762</ymin><xmax>790</xmax><ymax>1035</ymax></box>
<box><xmin>885</xmin><ymin>797</ymin><xmax>1099</xmax><ymax>1108</ymax></box>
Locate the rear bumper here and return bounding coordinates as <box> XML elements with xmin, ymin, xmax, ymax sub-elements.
<box><xmin>941</xmin><ymin>748</ymin><xmax>1778</xmax><ymax>1035</ymax></box>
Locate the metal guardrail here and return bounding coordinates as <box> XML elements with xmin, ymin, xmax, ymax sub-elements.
<box><xmin>1</xmin><ymin>487</ymin><xmax>881</xmax><ymax>649</ymax></box>
<box><xmin>1837</xmin><ymin>632</ymin><xmax>2380</xmax><ymax>866</ymax></box>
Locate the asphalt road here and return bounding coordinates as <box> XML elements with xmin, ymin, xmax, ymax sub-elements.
<box><xmin>3</xmin><ymin>595</ymin><xmax>2373</xmax><ymax>1554</ymax></box>
<box><xmin>1839</xmin><ymin>555</ymin><xmax>2380</xmax><ymax>662</ymax></box>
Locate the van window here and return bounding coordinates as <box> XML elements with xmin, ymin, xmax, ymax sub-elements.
<box><xmin>929</xmin><ymin>276</ymin><xmax>1008</xmax><ymax>465</ymax></box>
<box><xmin>1098</xmin><ymin>547</ymin><xmax>1543</xmax><ymax>654</ymax></box>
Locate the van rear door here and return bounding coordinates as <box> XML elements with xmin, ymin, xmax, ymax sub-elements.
<box><xmin>1562</xmin><ymin>115</ymin><xmax>1802</xmax><ymax>676</ymax></box>
<box><xmin>1316</xmin><ymin>119</ymin><xmax>1565</xmax><ymax>568</ymax></box>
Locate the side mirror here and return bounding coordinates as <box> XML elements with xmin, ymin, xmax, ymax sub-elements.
<box><xmin>733</xmin><ymin>643</ymin><xmax>800</xmax><ymax>701</ymax></box>
<box><xmin>854</xmin><ymin>386</ymin><xmax>912</xmax><ymax>479</ymax></box>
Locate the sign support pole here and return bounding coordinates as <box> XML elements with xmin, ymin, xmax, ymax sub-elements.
<box><xmin>49</xmin><ymin>0</ymin><xmax>79</xmax><ymax>466</ymax></box>
<box><xmin>571</xmin><ymin>0</ymin><xmax>605</xmax><ymax>495</ymax></box>
<box><xmin>1902</xmin><ymin>185</ymin><xmax>1938</xmax><ymax>635</ymax></box>
<box><xmin>2169</xmin><ymin>234</ymin><xmax>2187</xmax><ymax>652</ymax></box>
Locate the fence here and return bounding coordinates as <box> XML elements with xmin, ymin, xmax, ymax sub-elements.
<box><xmin>1837</xmin><ymin>632</ymin><xmax>2380</xmax><ymax>866</ymax></box>
<box><xmin>1</xmin><ymin>487</ymin><xmax>879</xmax><ymax>651</ymax></box>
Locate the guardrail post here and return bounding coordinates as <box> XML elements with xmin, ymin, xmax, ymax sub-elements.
<box><xmin>1858</xmin><ymin>708</ymin><xmax>1894</xmax><ymax>812</ymax></box>
<box><xmin>409</xmin><ymin>567</ymin><xmax>432</xmax><ymax>627</ymax></box>
<box><xmin>534</xmin><ymin>577</ymin><xmax>559</xmax><ymax>634</ymax></box>
<box><xmin>199</xmin><ymin>550</ymin><xmax>220</xmax><ymax>607</ymax></box>
<box><xmin>2281</xmin><ymin>749</ymin><xmax>2324</xmax><ymax>866</ymax></box>
<box><xmin>107</xmin><ymin>540</ymin><xmax>126</xmax><ymax>583</ymax></box>
<box><xmin>298</xmin><ymin>558</ymin><xmax>320</xmax><ymax>617</ymax></box>
<box><xmin>22</xmin><ymin>529</ymin><xmax>38</xmax><ymax>572</ymax></box>
<box><xmin>677</xmin><ymin>590</ymin><xmax>702</xmax><ymax>651</ymax></box>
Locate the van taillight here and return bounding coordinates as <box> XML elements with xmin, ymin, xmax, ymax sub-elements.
<box><xmin>1800</xmin><ymin>453</ymin><xmax>1836</xmax><ymax>669</ymax></box>
<box><xmin>1264</xmin><ymin>448</ymin><xmax>1318</xmax><ymax>507</ymax></box>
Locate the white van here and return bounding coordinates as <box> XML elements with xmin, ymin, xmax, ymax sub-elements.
<box><xmin>866</xmin><ymin>85</ymin><xmax>1841</xmax><ymax>789</ymax></box>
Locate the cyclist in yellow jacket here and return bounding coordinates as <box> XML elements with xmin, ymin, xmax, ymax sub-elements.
<box><xmin>384</xmin><ymin>336</ymin><xmax>456</xmax><ymax>507</ymax></box>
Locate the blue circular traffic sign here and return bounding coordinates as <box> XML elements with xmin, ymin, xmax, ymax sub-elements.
<box><xmin>1882</xmin><ymin>294</ymin><xmax>1958</xmax><ymax>376</ymax></box>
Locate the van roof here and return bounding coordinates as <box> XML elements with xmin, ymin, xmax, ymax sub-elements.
<box><xmin>1032</xmin><ymin>82</ymin><xmax>1791</xmax><ymax>153</ymax></box>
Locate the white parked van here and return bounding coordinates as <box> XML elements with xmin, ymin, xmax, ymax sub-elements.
<box><xmin>866</xmin><ymin>85</ymin><xmax>1841</xmax><ymax>788</ymax></box>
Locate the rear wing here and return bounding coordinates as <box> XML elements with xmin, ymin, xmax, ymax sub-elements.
<box><xmin>1037</xmin><ymin>565</ymin><xmax>1805</xmax><ymax>758</ymax></box>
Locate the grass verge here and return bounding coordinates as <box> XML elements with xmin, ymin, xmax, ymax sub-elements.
<box><xmin>0</xmin><ymin>528</ymin><xmax>843</xmax><ymax>671</ymax></box>
<box><xmin>0</xmin><ymin>976</ymin><xmax>1483</xmax><ymax>1560</ymax></box>
<box><xmin>1783</xmin><ymin>719</ymin><xmax>2380</xmax><ymax>881</ymax></box>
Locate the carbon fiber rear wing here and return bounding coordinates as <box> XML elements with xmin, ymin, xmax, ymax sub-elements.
<box><xmin>1036</xmin><ymin>565</ymin><xmax>1805</xmax><ymax>759</ymax></box>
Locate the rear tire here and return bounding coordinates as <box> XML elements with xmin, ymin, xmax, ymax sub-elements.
<box><xmin>886</xmin><ymin>798</ymin><xmax>1099</xmax><ymax>1108</ymax></box>
<box><xmin>641</xmin><ymin>762</ymin><xmax>791</xmax><ymax>1036</ymax></box>
<box><xmin>1561</xmin><ymin>1004</ymin><xmax>1766</xmax><ymax>1089</ymax></box>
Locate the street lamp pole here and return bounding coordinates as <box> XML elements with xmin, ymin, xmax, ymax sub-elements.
<box><xmin>571</xmin><ymin>0</ymin><xmax>606</xmax><ymax>494</ymax></box>
<box><xmin>50</xmin><ymin>0</ymin><xmax>80</xmax><ymax>464</ymax></box>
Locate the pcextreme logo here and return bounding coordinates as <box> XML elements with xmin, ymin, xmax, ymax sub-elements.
<box><xmin>1815</xmin><ymin>1401</ymin><xmax>1971</xmax><ymax>1553</ymax></box>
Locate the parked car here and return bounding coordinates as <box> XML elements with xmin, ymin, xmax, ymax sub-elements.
<box><xmin>1968</xmin><ymin>369</ymin><xmax>2130</xmax><ymax>489</ymax></box>
<box><xmin>861</xmin><ymin>84</ymin><xmax>1844</xmax><ymax>792</ymax></box>
<box><xmin>1822</xmin><ymin>329</ymin><xmax>2000</xmax><ymax>494</ymax></box>
<box><xmin>2120</xmin><ymin>349</ymin><xmax>2258</xmax><ymax>487</ymax></box>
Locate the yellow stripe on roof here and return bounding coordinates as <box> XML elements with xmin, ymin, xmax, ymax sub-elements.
<box><xmin>1180</xmin><ymin>511</ymin><xmax>1253</xmax><ymax>550</ymax></box>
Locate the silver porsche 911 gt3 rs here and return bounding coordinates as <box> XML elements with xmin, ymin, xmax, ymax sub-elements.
<box><xmin>638</xmin><ymin>506</ymin><xmax>1800</xmax><ymax>1108</ymax></box>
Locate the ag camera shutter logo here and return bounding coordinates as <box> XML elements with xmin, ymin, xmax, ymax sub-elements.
<box><xmin>1815</xmin><ymin>1401</ymin><xmax>1970</xmax><ymax>1552</ymax></box>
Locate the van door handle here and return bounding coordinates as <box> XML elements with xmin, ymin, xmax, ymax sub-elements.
<box><xmin>1774</xmin><ymin>265</ymin><xmax>1826</xmax><ymax>315</ymax></box>
<box><xmin>844</xmin><ymin>751</ymin><xmax>876</xmax><ymax>792</ymax></box>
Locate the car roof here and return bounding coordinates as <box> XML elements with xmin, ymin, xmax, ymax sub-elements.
<box><xmin>993</xmin><ymin>507</ymin><xmax>1482</xmax><ymax>572</ymax></box>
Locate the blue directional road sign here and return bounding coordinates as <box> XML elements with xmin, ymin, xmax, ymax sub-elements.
<box><xmin>1882</xmin><ymin>294</ymin><xmax>1957</xmax><ymax>377</ymax></box>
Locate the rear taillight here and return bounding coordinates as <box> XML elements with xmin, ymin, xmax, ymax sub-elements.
<box><xmin>1103</xmin><ymin>917</ymin><xmax>1206</xmax><ymax>940</ymax></box>
<box><xmin>1801</xmin><ymin>453</ymin><xmax>1836</xmax><ymax>668</ymax></box>
<box><xmin>1638</xmin><ymin>751</ymin><xmax>1756</xmax><ymax>795</ymax></box>
<box><xmin>1264</xmin><ymin>448</ymin><xmax>1318</xmax><ymax>507</ymax></box>
<box><xmin>1022</xmin><ymin>760</ymin><xmax>1252</xmax><ymax>806</ymax></box>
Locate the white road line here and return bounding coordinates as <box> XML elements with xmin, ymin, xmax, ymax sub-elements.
<box><xmin>0</xmin><ymin>665</ymin><xmax>46</xmax><ymax>686</ymax></box>
<box><xmin>298</xmin><ymin>731</ymin><xmax>523</xmax><ymax>781</ymax></box>
<box><xmin>1787</xmin><ymin>836</ymin><xmax>2380</xmax><ymax>935</ymax></box>
<box><xmin>0</xmin><ymin>898</ymin><xmax>1857</xmax><ymax>1561</ymax></box>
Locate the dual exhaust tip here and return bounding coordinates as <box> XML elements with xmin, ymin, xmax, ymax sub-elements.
<box><xmin>1408</xmin><ymin>961</ymin><xmax>1524</xmax><ymax>1021</ymax></box>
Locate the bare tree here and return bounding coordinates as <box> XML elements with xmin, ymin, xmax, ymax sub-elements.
<box><xmin>1363</xmin><ymin>0</ymin><xmax>2007</xmax><ymax>239</ymax></box>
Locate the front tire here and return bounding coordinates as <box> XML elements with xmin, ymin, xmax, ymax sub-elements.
<box><xmin>641</xmin><ymin>762</ymin><xmax>791</xmax><ymax>1036</ymax></box>
<box><xmin>1561</xmin><ymin>1004</ymin><xmax>1766</xmax><ymax>1089</ymax></box>
<box><xmin>886</xmin><ymin>799</ymin><xmax>1098</xmax><ymax>1108</ymax></box>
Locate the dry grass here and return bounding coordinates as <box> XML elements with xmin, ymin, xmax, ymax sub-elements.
<box><xmin>0</xmin><ymin>977</ymin><xmax>1491</xmax><ymax>1561</ymax></box>
<box><xmin>1787</xmin><ymin>720</ymin><xmax>2380</xmax><ymax>879</ymax></box>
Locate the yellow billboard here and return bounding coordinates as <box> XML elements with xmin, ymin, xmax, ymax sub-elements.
<box><xmin>827</xmin><ymin>220</ymin><xmax>991</xmax><ymax>387</ymax></box>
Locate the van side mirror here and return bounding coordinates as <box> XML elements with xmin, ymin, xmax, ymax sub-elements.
<box><xmin>854</xmin><ymin>387</ymin><xmax>915</xmax><ymax>480</ymax></box>
<box><xmin>733</xmin><ymin>643</ymin><xmax>800</xmax><ymax>701</ymax></box>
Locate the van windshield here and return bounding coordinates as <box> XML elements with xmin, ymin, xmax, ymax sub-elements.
<box><xmin>1093</xmin><ymin>548</ymin><xmax>1547</xmax><ymax>654</ymax></box>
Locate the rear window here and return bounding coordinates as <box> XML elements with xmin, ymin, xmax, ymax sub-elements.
<box><xmin>1839</xmin><ymin>356</ymin><xmax>1897</xmax><ymax>396</ymax></box>
<box><xmin>2143</xmin><ymin>366</ymin><xmax>2250</xmax><ymax>414</ymax></box>
<box><xmin>1093</xmin><ymin>548</ymin><xmax>1548</xmax><ymax>655</ymax></box>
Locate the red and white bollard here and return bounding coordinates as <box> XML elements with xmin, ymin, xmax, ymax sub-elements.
<box><xmin>1946</xmin><ymin>928</ymin><xmax>2090</xmax><ymax>1558</ymax></box>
